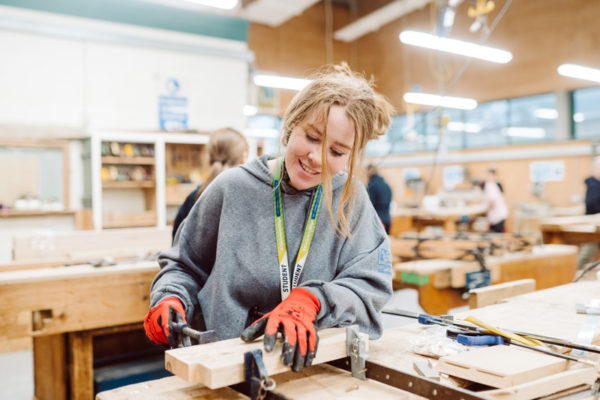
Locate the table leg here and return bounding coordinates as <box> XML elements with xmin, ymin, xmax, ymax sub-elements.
<box><xmin>34</xmin><ymin>334</ymin><xmax>67</xmax><ymax>400</ymax></box>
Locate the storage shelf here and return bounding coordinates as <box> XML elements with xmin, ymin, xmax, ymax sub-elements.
<box><xmin>101</xmin><ymin>156</ymin><xmax>155</xmax><ymax>165</ymax></box>
<box><xmin>102</xmin><ymin>181</ymin><xmax>155</xmax><ymax>189</ymax></box>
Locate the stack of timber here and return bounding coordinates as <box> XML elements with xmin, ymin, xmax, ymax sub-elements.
<box><xmin>393</xmin><ymin>244</ymin><xmax>577</xmax><ymax>314</ymax></box>
<box><xmin>390</xmin><ymin>232</ymin><xmax>538</xmax><ymax>261</ymax></box>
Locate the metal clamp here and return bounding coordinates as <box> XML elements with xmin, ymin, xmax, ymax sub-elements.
<box><xmin>244</xmin><ymin>349</ymin><xmax>276</xmax><ymax>400</ymax></box>
<box><xmin>346</xmin><ymin>325</ymin><xmax>367</xmax><ymax>380</ymax></box>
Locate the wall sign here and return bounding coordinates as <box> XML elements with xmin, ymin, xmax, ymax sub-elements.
<box><xmin>529</xmin><ymin>160</ymin><xmax>565</xmax><ymax>182</ymax></box>
<box><xmin>159</xmin><ymin>78</ymin><xmax>188</xmax><ymax>131</ymax></box>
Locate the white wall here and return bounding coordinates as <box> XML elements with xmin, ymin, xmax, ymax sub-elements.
<box><xmin>0</xmin><ymin>6</ymin><xmax>250</xmax><ymax>253</ymax></box>
<box><xmin>0</xmin><ymin>5</ymin><xmax>249</xmax><ymax>132</ymax></box>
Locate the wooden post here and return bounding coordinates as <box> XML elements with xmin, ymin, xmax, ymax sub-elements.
<box><xmin>69</xmin><ymin>331</ymin><xmax>94</xmax><ymax>400</ymax></box>
<box><xmin>34</xmin><ymin>334</ymin><xmax>67</xmax><ymax>400</ymax></box>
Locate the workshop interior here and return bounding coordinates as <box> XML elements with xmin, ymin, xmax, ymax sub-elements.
<box><xmin>1</xmin><ymin>0</ymin><xmax>600</xmax><ymax>399</ymax></box>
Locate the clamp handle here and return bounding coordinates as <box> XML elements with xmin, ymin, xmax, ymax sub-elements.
<box><xmin>457</xmin><ymin>334</ymin><xmax>505</xmax><ymax>346</ymax></box>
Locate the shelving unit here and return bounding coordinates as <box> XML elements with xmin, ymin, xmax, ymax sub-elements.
<box><xmin>89</xmin><ymin>131</ymin><xmax>211</xmax><ymax>230</ymax></box>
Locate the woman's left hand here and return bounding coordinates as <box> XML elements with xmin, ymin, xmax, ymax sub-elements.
<box><xmin>241</xmin><ymin>287</ymin><xmax>320</xmax><ymax>372</ymax></box>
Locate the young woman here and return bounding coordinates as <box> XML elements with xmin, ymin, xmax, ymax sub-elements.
<box><xmin>171</xmin><ymin>127</ymin><xmax>248</xmax><ymax>242</ymax></box>
<box><xmin>144</xmin><ymin>63</ymin><xmax>394</xmax><ymax>372</ymax></box>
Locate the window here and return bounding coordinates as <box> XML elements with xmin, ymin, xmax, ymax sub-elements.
<box><xmin>573</xmin><ymin>87</ymin><xmax>600</xmax><ymax>139</ymax></box>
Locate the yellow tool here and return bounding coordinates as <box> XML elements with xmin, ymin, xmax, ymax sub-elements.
<box><xmin>462</xmin><ymin>315</ymin><xmax>545</xmax><ymax>347</ymax></box>
<box><xmin>468</xmin><ymin>0</ymin><xmax>495</xmax><ymax>18</ymax></box>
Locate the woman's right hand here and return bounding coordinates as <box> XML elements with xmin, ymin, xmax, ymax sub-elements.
<box><xmin>144</xmin><ymin>297</ymin><xmax>186</xmax><ymax>345</ymax></box>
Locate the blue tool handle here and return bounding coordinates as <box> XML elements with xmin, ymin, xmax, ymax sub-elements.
<box><xmin>457</xmin><ymin>334</ymin><xmax>504</xmax><ymax>346</ymax></box>
<box><xmin>418</xmin><ymin>315</ymin><xmax>438</xmax><ymax>325</ymax></box>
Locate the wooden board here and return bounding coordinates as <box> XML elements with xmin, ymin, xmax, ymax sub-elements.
<box><xmin>96</xmin><ymin>364</ymin><xmax>421</xmax><ymax>400</ymax></box>
<box><xmin>96</xmin><ymin>376</ymin><xmax>246</xmax><ymax>399</ymax></box>
<box><xmin>165</xmin><ymin>327</ymin><xmax>368</xmax><ymax>389</ymax></box>
<box><xmin>11</xmin><ymin>226</ymin><xmax>170</xmax><ymax>261</ymax></box>
<box><xmin>481</xmin><ymin>367</ymin><xmax>597</xmax><ymax>400</ymax></box>
<box><xmin>469</xmin><ymin>279</ymin><xmax>536</xmax><ymax>309</ymax></box>
<box><xmin>435</xmin><ymin>345</ymin><xmax>567</xmax><ymax>388</ymax></box>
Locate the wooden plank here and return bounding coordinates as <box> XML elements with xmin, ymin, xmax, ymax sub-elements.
<box><xmin>11</xmin><ymin>227</ymin><xmax>170</xmax><ymax>261</ymax></box>
<box><xmin>469</xmin><ymin>279</ymin><xmax>536</xmax><ymax>309</ymax></box>
<box><xmin>435</xmin><ymin>346</ymin><xmax>567</xmax><ymax>388</ymax></box>
<box><xmin>271</xmin><ymin>363</ymin><xmax>419</xmax><ymax>399</ymax></box>
<box><xmin>481</xmin><ymin>367</ymin><xmax>597</xmax><ymax>400</ymax></box>
<box><xmin>69</xmin><ymin>332</ymin><xmax>94</xmax><ymax>400</ymax></box>
<box><xmin>96</xmin><ymin>375</ymin><xmax>246</xmax><ymax>400</ymax></box>
<box><xmin>96</xmin><ymin>364</ymin><xmax>421</xmax><ymax>400</ymax></box>
<box><xmin>165</xmin><ymin>327</ymin><xmax>368</xmax><ymax>389</ymax></box>
<box><xmin>34</xmin><ymin>334</ymin><xmax>67</xmax><ymax>400</ymax></box>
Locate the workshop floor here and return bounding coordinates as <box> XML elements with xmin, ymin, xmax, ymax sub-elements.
<box><xmin>0</xmin><ymin>289</ymin><xmax>438</xmax><ymax>400</ymax></box>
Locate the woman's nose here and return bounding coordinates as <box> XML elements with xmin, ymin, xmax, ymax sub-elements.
<box><xmin>307</xmin><ymin>146</ymin><xmax>322</xmax><ymax>165</ymax></box>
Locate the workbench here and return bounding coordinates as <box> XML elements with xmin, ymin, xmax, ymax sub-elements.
<box><xmin>0</xmin><ymin>260</ymin><xmax>159</xmax><ymax>399</ymax></box>
<box><xmin>392</xmin><ymin>244</ymin><xmax>578</xmax><ymax>315</ymax></box>
<box><xmin>540</xmin><ymin>214</ymin><xmax>600</xmax><ymax>245</ymax></box>
<box><xmin>96</xmin><ymin>279</ymin><xmax>600</xmax><ymax>400</ymax></box>
<box><xmin>390</xmin><ymin>205</ymin><xmax>486</xmax><ymax>235</ymax></box>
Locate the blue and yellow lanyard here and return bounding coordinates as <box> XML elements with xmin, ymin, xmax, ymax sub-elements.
<box><xmin>273</xmin><ymin>159</ymin><xmax>323</xmax><ymax>300</ymax></box>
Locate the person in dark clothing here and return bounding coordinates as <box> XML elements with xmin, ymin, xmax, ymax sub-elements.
<box><xmin>578</xmin><ymin>156</ymin><xmax>600</xmax><ymax>268</ymax></box>
<box><xmin>366</xmin><ymin>163</ymin><xmax>392</xmax><ymax>233</ymax></box>
<box><xmin>585</xmin><ymin>158</ymin><xmax>600</xmax><ymax>215</ymax></box>
<box><xmin>171</xmin><ymin>127</ymin><xmax>248</xmax><ymax>242</ymax></box>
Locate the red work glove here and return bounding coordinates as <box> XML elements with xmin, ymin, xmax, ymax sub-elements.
<box><xmin>144</xmin><ymin>297</ymin><xmax>186</xmax><ymax>345</ymax></box>
<box><xmin>241</xmin><ymin>287</ymin><xmax>320</xmax><ymax>372</ymax></box>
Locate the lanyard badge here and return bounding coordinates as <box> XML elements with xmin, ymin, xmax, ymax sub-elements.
<box><xmin>273</xmin><ymin>159</ymin><xmax>323</xmax><ymax>300</ymax></box>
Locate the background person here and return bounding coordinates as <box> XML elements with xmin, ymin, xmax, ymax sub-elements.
<box><xmin>482</xmin><ymin>168</ymin><xmax>508</xmax><ymax>233</ymax></box>
<box><xmin>366</xmin><ymin>163</ymin><xmax>392</xmax><ymax>233</ymax></box>
<box><xmin>171</xmin><ymin>127</ymin><xmax>248</xmax><ymax>242</ymax></box>
<box><xmin>578</xmin><ymin>156</ymin><xmax>600</xmax><ymax>268</ymax></box>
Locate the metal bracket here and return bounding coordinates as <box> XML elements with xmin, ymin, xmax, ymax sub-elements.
<box><xmin>346</xmin><ymin>325</ymin><xmax>367</xmax><ymax>380</ymax></box>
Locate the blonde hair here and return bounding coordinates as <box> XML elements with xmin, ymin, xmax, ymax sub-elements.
<box><xmin>281</xmin><ymin>63</ymin><xmax>394</xmax><ymax>236</ymax></box>
<box><xmin>195</xmin><ymin>127</ymin><xmax>248</xmax><ymax>202</ymax></box>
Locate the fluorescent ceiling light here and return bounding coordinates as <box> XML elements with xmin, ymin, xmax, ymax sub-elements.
<box><xmin>243</xmin><ymin>105</ymin><xmax>257</xmax><ymax>116</ymax></box>
<box><xmin>574</xmin><ymin>112</ymin><xmax>585</xmax><ymax>123</ymax></box>
<box><xmin>533</xmin><ymin>108</ymin><xmax>558</xmax><ymax>120</ymax></box>
<box><xmin>399</xmin><ymin>30</ymin><xmax>513</xmax><ymax>64</ymax></box>
<box><xmin>403</xmin><ymin>92</ymin><xmax>478</xmax><ymax>110</ymax></box>
<box><xmin>447</xmin><ymin>121</ymin><xmax>482</xmax><ymax>133</ymax></box>
<box><xmin>253</xmin><ymin>74</ymin><xmax>310</xmax><ymax>91</ymax></box>
<box><xmin>557</xmin><ymin>63</ymin><xmax>600</xmax><ymax>84</ymax></box>
<box><xmin>502</xmin><ymin>127</ymin><xmax>545</xmax><ymax>138</ymax></box>
<box><xmin>182</xmin><ymin>0</ymin><xmax>238</xmax><ymax>10</ymax></box>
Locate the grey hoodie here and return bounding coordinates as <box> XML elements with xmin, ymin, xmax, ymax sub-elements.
<box><xmin>151</xmin><ymin>155</ymin><xmax>393</xmax><ymax>340</ymax></box>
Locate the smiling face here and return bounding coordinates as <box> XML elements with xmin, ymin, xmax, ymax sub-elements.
<box><xmin>284</xmin><ymin>105</ymin><xmax>355</xmax><ymax>191</ymax></box>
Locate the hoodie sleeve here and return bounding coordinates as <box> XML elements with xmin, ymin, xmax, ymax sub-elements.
<box><xmin>303</xmin><ymin>186</ymin><xmax>393</xmax><ymax>339</ymax></box>
<box><xmin>149</xmin><ymin>179</ymin><xmax>225</xmax><ymax>322</ymax></box>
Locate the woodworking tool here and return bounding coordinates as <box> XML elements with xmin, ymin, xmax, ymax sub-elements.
<box><xmin>446</xmin><ymin>328</ymin><xmax>596</xmax><ymax>366</ymax></box>
<box><xmin>168</xmin><ymin>306</ymin><xmax>218</xmax><ymax>348</ymax></box>
<box><xmin>573</xmin><ymin>299</ymin><xmax>600</xmax><ymax>357</ymax></box>
<box><xmin>383</xmin><ymin>308</ymin><xmax>600</xmax><ymax>354</ymax></box>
